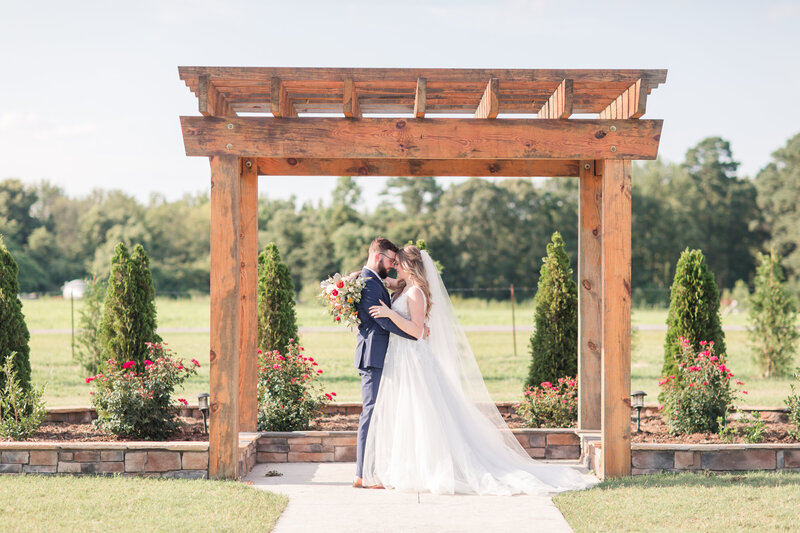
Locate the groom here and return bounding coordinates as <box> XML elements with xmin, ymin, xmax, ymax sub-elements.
<box><xmin>353</xmin><ymin>238</ymin><xmax>422</xmax><ymax>488</ymax></box>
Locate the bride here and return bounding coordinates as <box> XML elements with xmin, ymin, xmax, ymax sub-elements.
<box><xmin>363</xmin><ymin>245</ymin><xmax>597</xmax><ymax>495</ymax></box>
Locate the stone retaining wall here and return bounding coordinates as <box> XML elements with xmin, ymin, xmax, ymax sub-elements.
<box><xmin>256</xmin><ymin>428</ymin><xmax>582</xmax><ymax>463</ymax></box>
<box><xmin>0</xmin><ymin>442</ymin><xmax>209</xmax><ymax>478</ymax></box>
<box><xmin>630</xmin><ymin>443</ymin><xmax>800</xmax><ymax>475</ymax></box>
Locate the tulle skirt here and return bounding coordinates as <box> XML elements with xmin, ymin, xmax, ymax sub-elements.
<box><xmin>362</xmin><ymin>336</ymin><xmax>597</xmax><ymax>495</ymax></box>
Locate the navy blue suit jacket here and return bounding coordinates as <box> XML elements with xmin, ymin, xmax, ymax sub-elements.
<box><xmin>354</xmin><ymin>267</ymin><xmax>417</xmax><ymax>369</ymax></box>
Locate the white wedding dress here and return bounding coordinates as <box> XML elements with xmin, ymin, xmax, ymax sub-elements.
<box><xmin>362</xmin><ymin>252</ymin><xmax>597</xmax><ymax>496</ymax></box>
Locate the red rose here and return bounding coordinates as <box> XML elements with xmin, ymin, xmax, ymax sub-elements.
<box><xmin>144</xmin><ymin>360</ymin><xmax>153</xmax><ymax>366</ymax></box>
<box><xmin>85</xmin><ymin>376</ymin><xmax>95</xmax><ymax>383</ymax></box>
<box><xmin>331</xmin><ymin>289</ymin><xmax>339</xmax><ymax>296</ymax></box>
<box><xmin>122</xmin><ymin>361</ymin><xmax>135</xmax><ymax>369</ymax></box>
<box><xmin>336</xmin><ymin>281</ymin><xmax>344</xmax><ymax>289</ymax></box>
<box><xmin>335</xmin><ymin>316</ymin><xmax>341</xmax><ymax>321</ymax></box>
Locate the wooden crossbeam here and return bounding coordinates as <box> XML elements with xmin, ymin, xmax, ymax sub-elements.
<box><xmin>474</xmin><ymin>78</ymin><xmax>499</xmax><ymax>119</ymax></box>
<box><xmin>343</xmin><ymin>78</ymin><xmax>361</xmax><ymax>118</ymax></box>
<box><xmin>414</xmin><ymin>77</ymin><xmax>426</xmax><ymax>118</ymax></box>
<box><xmin>199</xmin><ymin>75</ymin><xmax>233</xmax><ymax>117</ymax></box>
<box><xmin>270</xmin><ymin>77</ymin><xmax>297</xmax><ymax>118</ymax></box>
<box><xmin>181</xmin><ymin>117</ymin><xmax>663</xmax><ymax>160</ymax></box>
<box><xmin>538</xmin><ymin>79</ymin><xmax>573</xmax><ymax>119</ymax></box>
<box><xmin>256</xmin><ymin>158</ymin><xmax>580</xmax><ymax>177</ymax></box>
<box><xmin>599</xmin><ymin>79</ymin><xmax>647</xmax><ymax>119</ymax></box>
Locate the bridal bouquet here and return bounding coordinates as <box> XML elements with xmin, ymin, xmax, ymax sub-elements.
<box><xmin>319</xmin><ymin>273</ymin><xmax>365</xmax><ymax>327</ymax></box>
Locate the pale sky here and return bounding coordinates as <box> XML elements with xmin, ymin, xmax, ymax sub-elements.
<box><xmin>2</xmin><ymin>0</ymin><xmax>798</xmax><ymax>208</ymax></box>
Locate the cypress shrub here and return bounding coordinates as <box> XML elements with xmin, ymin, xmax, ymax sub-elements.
<box><xmin>99</xmin><ymin>243</ymin><xmax>161</xmax><ymax>371</ymax></box>
<box><xmin>749</xmin><ymin>250</ymin><xmax>798</xmax><ymax>377</ymax></box>
<box><xmin>258</xmin><ymin>243</ymin><xmax>299</xmax><ymax>353</ymax></box>
<box><xmin>526</xmin><ymin>232</ymin><xmax>578</xmax><ymax>388</ymax></box>
<box><xmin>0</xmin><ymin>237</ymin><xmax>31</xmax><ymax>394</ymax></box>
<box><xmin>662</xmin><ymin>248</ymin><xmax>726</xmax><ymax>378</ymax></box>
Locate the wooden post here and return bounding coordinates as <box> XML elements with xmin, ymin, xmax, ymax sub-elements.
<box><xmin>238</xmin><ymin>158</ymin><xmax>258</xmax><ymax>432</ymax></box>
<box><xmin>578</xmin><ymin>161</ymin><xmax>602</xmax><ymax>431</ymax></box>
<box><xmin>209</xmin><ymin>155</ymin><xmax>242</xmax><ymax>479</ymax></box>
<box><xmin>600</xmin><ymin>159</ymin><xmax>632</xmax><ymax>479</ymax></box>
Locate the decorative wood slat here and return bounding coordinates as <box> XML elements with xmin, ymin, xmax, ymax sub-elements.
<box><xmin>600</xmin><ymin>159</ymin><xmax>632</xmax><ymax>480</ymax></box>
<box><xmin>256</xmin><ymin>158</ymin><xmax>580</xmax><ymax>177</ymax></box>
<box><xmin>343</xmin><ymin>78</ymin><xmax>361</xmax><ymax>118</ymax></box>
<box><xmin>180</xmin><ymin>117</ymin><xmax>663</xmax><ymax>160</ymax></box>
<box><xmin>599</xmin><ymin>79</ymin><xmax>647</xmax><ymax>119</ymax></box>
<box><xmin>199</xmin><ymin>75</ymin><xmax>233</xmax><ymax>117</ymax></box>
<box><xmin>209</xmin><ymin>155</ymin><xmax>242</xmax><ymax>480</ymax></box>
<box><xmin>474</xmin><ymin>78</ymin><xmax>499</xmax><ymax>119</ymax></box>
<box><xmin>414</xmin><ymin>77</ymin><xmax>426</xmax><ymax>118</ymax></box>
<box><xmin>270</xmin><ymin>77</ymin><xmax>297</xmax><ymax>118</ymax></box>
<box><xmin>238</xmin><ymin>158</ymin><xmax>258</xmax><ymax>433</ymax></box>
<box><xmin>578</xmin><ymin>160</ymin><xmax>602</xmax><ymax>431</ymax></box>
<box><xmin>538</xmin><ymin>79</ymin><xmax>573</xmax><ymax>119</ymax></box>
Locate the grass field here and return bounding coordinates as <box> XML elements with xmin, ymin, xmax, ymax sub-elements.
<box><xmin>0</xmin><ymin>475</ymin><xmax>286</xmax><ymax>532</ymax></box>
<box><xmin>19</xmin><ymin>296</ymin><xmax>797</xmax><ymax>408</ymax></box>
<box><xmin>555</xmin><ymin>472</ymin><xmax>800</xmax><ymax>532</ymax></box>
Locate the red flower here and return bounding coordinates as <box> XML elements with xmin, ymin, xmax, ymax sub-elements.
<box><xmin>336</xmin><ymin>281</ymin><xmax>344</xmax><ymax>289</ymax></box>
<box><xmin>331</xmin><ymin>289</ymin><xmax>339</xmax><ymax>297</ymax></box>
<box><xmin>144</xmin><ymin>360</ymin><xmax>154</xmax><ymax>366</ymax></box>
<box><xmin>273</xmin><ymin>363</ymin><xmax>281</xmax><ymax>370</ymax></box>
<box><xmin>540</xmin><ymin>382</ymin><xmax>553</xmax><ymax>389</ymax></box>
<box><xmin>331</xmin><ymin>392</ymin><xmax>336</xmax><ymax>397</ymax></box>
<box><xmin>191</xmin><ymin>358</ymin><xmax>200</xmax><ymax>367</ymax></box>
<box><xmin>335</xmin><ymin>316</ymin><xmax>341</xmax><ymax>322</ymax></box>
<box><xmin>85</xmin><ymin>376</ymin><xmax>95</xmax><ymax>383</ymax></box>
<box><xmin>308</xmin><ymin>357</ymin><xmax>315</xmax><ymax>362</ymax></box>
<box><xmin>312</xmin><ymin>362</ymin><xmax>318</xmax><ymax>366</ymax></box>
<box><xmin>317</xmin><ymin>370</ymin><xmax>323</xmax><ymax>374</ymax></box>
<box><xmin>325</xmin><ymin>393</ymin><xmax>332</xmax><ymax>400</ymax></box>
<box><xmin>742</xmin><ymin>390</ymin><xmax>748</xmax><ymax>394</ymax></box>
<box><xmin>122</xmin><ymin>361</ymin><xmax>135</xmax><ymax>369</ymax></box>
<box><xmin>735</xmin><ymin>380</ymin><xmax>744</xmax><ymax>385</ymax></box>
<box><xmin>178</xmin><ymin>398</ymin><xmax>188</xmax><ymax>406</ymax></box>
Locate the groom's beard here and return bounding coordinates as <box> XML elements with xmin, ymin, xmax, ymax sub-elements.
<box><xmin>376</xmin><ymin>263</ymin><xmax>389</xmax><ymax>279</ymax></box>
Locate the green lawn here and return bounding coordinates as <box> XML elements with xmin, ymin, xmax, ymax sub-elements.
<box><xmin>555</xmin><ymin>472</ymin><xmax>800</xmax><ymax>532</ymax></box>
<box><xmin>0</xmin><ymin>475</ymin><xmax>286</xmax><ymax>532</ymax></box>
<box><xmin>19</xmin><ymin>296</ymin><xmax>798</xmax><ymax>407</ymax></box>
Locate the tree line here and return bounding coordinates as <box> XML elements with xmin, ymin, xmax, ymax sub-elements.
<box><xmin>1</xmin><ymin>133</ymin><xmax>798</xmax><ymax>303</ymax></box>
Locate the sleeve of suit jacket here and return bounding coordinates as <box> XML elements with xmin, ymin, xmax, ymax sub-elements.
<box><xmin>361</xmin><ymin>279</ymin><xmax>418</xmax><ymax>340</ymax></box>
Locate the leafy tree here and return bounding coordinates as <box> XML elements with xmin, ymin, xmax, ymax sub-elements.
<box><xmin>381</xmin><ymin>176</ymin><xmax>442</xmax><ymax>215</ymax></box>
<box><xmin>662</xmin><ymin>249</ymin><xmax>726</xmax><ymax>378</ymax></box>
<box><xmin>0</xmin><ymin>237</ymin><xmax>31</xmax><ymax>394</ymax></box>
<box><xmin>74</xmin><ymin>275</ymin><xmax>107</xmax><ymax>375</ymax></box>
<box><xmin>99</xmin><ymin>243</ymin><xmax>162</xmax><ymax>371</ymax></box>
<box><xmin>0</xmin><ymin>179</ymin><xmax>40</xmax><ymax>246</ymax></box>
<box><xmin>258</xmin><ymin>243</ymin><xmax>299</xmax><ymax>352</ymax></box>
<box><xmin>526</xmin><ymin>232</ymin><xmax>578</xmax><ymax>388</ymax></box>
<box><xmin>748</xmin><ymin>250</ymin><xmax>798</xmax><ymax>377</ymax></box>
<box><xmin>755</xmin><ymin>132</ymin><xmax>800</xmax><ymax>294</ymax></box>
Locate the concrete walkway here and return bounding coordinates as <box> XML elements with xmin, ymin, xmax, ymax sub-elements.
<box><xmin>246</xmin><ymin>462</ymin><xmax>593</xmax><ymax>533</ymax></box>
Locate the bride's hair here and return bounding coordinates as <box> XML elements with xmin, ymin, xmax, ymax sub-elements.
<box><xmin>396</xmin><ymin>245</ymin><xmax>432</xmax><ymax>318</ymax></box>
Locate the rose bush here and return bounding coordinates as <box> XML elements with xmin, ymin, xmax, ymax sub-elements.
<box><xmin>659</xmin><ymin>337</ymin><xmax>740</xmax><ymax>434</ymax></box>
<box><xmin>257</xmin><ymin>340</ymin><xmax>332</xmax><ymax>431</ymax></box>
<box><xmin>87</xmin><ymin>342</ymin><xmax>199</xmax><ymax>440</ymax></box>
<box><xmin>516</xmin><ymin>376</ymin><xmax>577</xmax><ymax>428</ymax></box>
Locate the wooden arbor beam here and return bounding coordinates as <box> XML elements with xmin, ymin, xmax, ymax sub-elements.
<box><xmin>181</xmin><ymin>117</ymin><xmax>663</xmax><ymax>160</ymax></box>
<box><xmin>343</xmin><ymin>78</ymin><xmax>361</xmax><ymax>118</ymax></box>
<box><xmin>599</xmin><ymin>79</ymin><xmax>647</xmax><ymax>119</ymax></box>
<box><xmin>270</xmin><ymin>77</ymin><xmax>298</xmax><ymax>118</ymax></box>
<box><xmin>256</xmin><ymin>158</ymin><xmax>580</xmax><ymax>177</ymax></box>
<box><xmin>599</xmin><ymin>159</ymin><xmax>632</xmax><ymax>479</ymax></box>
<box><xmin>474</xmin><ymin>78</ymin><xmax>499</xmax><ymax>119</ymax></box>
<box><xmin>538</xmin><ymin>79</ymin><xmax>573</xmax><ymax>119</ymax></box>
<box><xmin>414</xmin><ymin>77</ymin><xmax>426</xmax><ymax>118</ymax></box>
<box><xmin>578</xmin><ymin>161</ymin><xmax>602</xmax><ymax>431</ymax></box>
<box><xmin>199</xmin><ymin>75</ymin><xmax>233</xmax><ymax>117</ymax></box>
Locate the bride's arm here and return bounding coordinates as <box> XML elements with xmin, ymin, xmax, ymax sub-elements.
<box><xmin>368</xmin><ymin>290</ymin><xmax>425</xmax><ymax>340</ymax></box>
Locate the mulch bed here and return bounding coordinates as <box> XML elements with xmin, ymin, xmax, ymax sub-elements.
<box><xmin>28</xmin><ymin>417</ymin><xmax>208</xmax><ymax>442</ymax></box>
<box><xmin>25</xmin><ymin>413</ymin><xmax>800</xmax><ymax>445</ymax></box>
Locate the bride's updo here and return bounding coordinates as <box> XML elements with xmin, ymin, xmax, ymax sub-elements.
<box><xmin>396</xmin><ymin>245</ymin><xmax>433</xmax><ymax>318</ymax></box>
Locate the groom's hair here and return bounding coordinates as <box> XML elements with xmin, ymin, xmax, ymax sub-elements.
<box><xmin>368</xmin><ymin>237</ymin><xmax>399</xmax><ymax>255</ymax></box>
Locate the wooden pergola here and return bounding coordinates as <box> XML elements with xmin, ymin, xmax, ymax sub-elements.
<box><xmin>178</xmin><ymin>67</ymin><xmax>667</xmax><ymax>480</ymax></box>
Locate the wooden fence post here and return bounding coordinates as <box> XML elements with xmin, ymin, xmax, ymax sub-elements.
<box><xmin>238</xmin><ymin>159</ymin><xmax>258</xmax><ymax>433</ymax></box>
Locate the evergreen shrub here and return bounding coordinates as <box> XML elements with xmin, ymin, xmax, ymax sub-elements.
<box><xmin>258</xmin><ymin>243</ymin><xmax>298</xmax><ymax>353</ymax></box>
<box><xmin>0</xmin><ymin>237</ymin><xmax>31</xmax><ymax>394</ymax></box>
<box><xmin>526</xmin><ymin>232</ymin><xmax>578</xmax><ymax>388</ymax></box>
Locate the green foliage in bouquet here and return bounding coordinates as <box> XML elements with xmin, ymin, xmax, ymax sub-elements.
<box><xmin>526</xmin><ymin>232</ymin><xmax>578</xmax><ymax>389</ymax></box>
<box><xmin>99</xmin><ymin>243</ymin><xmax>162</xmax><ymax>372</ymax></box>
<box><xmin>258</xmin><ymin>243</ymin><xmax>299</xmax><ymax>353</ymax></box>
<box><xmin>319</xmin><ymin>273</ymin><xmax>365</xmax><ymax>327</ymax></box>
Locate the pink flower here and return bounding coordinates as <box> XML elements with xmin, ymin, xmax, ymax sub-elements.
<box><xmin>702</xmin><ymin>381</ymin><xmax>707</xmax><ymax>386</ymax></box>
<box><xmin>308</xmin><ymin>357</ymin><xmax>315</xmax><ymax>362</ymax></box>
<box><xmin>699</xmin><ymin>341</ymin><xmax>707</xmax><ymax>346</ymax></box>
<box><xmin>257</xmin><ymin>349</ymin><xmax>262</xmax><ymax>354</ymax></box>
<box><xmin>568</xmin><ymin>380</ymin><xmax>576</xmax><ymax>387</ymax></box>
<box><xmin>688</xmin><ymin>383</ymin><xmax>695</xmax><ymax>387</ymax></box>
<box><xmin>742</xmin><ymin>390</ymin><xmax>748</xmax><ymax>394</ymax></box>
<box><xmin>278</xmin><ymin>356</ymin><xmax>286</xmax><ymax>361</ymax></box>
<box><xmin>191</xmin><ymin>358</ymin><xmax>200</xmax><ymax>367</ymax></box>
<box><xmin>178</xmin><ymin>398</ymin><xmax>188</xmax><ymax>406</ymax></box>
<box><xmin>312</xmin><ymin>362</ymin><xmax>318</xmax><ymax>366</ymax></box>
<box><xmin>317</xmin><ymin>370</ymin><xmax>323</xmax><ymax>374</ymax></box>
<box><xmin>331</xmin><ymin>392</ymin><xmax>336</xmax><ymax>397</ymax></box>
<box><xmin>273</xmin><ymin>364</ymin><xmax>281</xmax><ymax>370</ymax></box>
<box><xmin>122</xmin><ymin>361</ymin><xmax>135</xmax><ymax>369</ymax></box>
<box><xmin>735</xmin><ymin>380</ymin><xmax>744</xmax><ymax>385</ymax></box>
<box><xmin>144</xmin><ymin>360</ymin><xmax>154</xmax><ymax>366</ymax></box>
<box><xmin>325</xmin><ymin>393</ymin><xmax>332</xmax><ymax>400</ymax></box>
<box><xmin>85</xmin><ymin>376</ymin><xmax>95</xmax><ymax>383</ymax></box>
<box><xmin>540</xmin><ymin>382</ymin><xmax>553</xmax><ymax>389</ymax></box>
<box><xmin>710</xmin><ymin>356</ymin><xmax>718</xmax><ymax>362</ymax></box>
